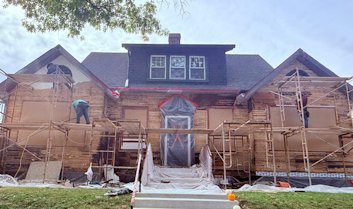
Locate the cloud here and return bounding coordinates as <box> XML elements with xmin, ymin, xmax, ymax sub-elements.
<box><xmin>0</xmin><ymin>0</ymin><xmax>352</xmax><ymax>78</ymax></box>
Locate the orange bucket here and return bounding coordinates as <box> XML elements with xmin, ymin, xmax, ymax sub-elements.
<box><xmin>277</xmin><ymin>181</ymin><xmax>291</xmax><ymax>188</ymax></box>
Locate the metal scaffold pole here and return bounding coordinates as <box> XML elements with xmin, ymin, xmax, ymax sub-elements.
<box><xmin>295</xmin><ymin>68</ymin><xmax>312</xmax><ymax>185</ymax></box>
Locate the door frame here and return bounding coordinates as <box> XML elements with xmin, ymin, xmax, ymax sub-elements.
<box><xmin>164</xmin><ymin>115</ymin><xmax>192</xmax><ymax>166</ymax></box>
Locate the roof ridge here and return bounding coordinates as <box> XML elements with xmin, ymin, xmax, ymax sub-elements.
<box><xmin>89</xmin><ymin>52</ymin><xmax>127</xmax><ymax>54</ymax></box>
<box><xmin>226</xmin><ymin>54</ymin><xmax>260</xmax><ymax>56</ymax></box>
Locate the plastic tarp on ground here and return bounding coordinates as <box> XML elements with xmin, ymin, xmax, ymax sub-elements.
<box><xmin>0</xmin><ymin>174</ymin><xmax>18</xmax><ymax>186</ymax></box>
<box><xmin>0</xmin><ymin>174</ymin><xmax>67</xmax><ymax>188</ymax></box>
<box><xmin>140</xmin><ymin>143</ymin><xmax>222</xmax><ymax>194</ymax></box>
<box><xmin>159</xmin><ymin>96</ymin><xmax>196</xmax><ymax>167</ymax></box>
<box><xmin>259</xmin><ymin>176</ymin><xmax>352</xmax><ymax>188</ymax></box>
<box><xmin>235</xmin><ymin>184</ymin><xmax>353</xmax><ymax>194</ymax></box>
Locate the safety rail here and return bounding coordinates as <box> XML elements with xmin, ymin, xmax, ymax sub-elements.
<box><xmin>208</xmin><ymin>120</ymin><xmax>275</xmax><ymax>185</ymax></box>
<box><xmin>130</xmin><ymin>152</ymin><xmax>143</xmax><ymax>207</ymax></box>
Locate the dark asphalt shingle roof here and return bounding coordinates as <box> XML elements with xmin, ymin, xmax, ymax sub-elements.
<box><xmin>82</xmin><ymin>52</ymin><xmax>128</xmax><ymax>88</ymax></box>
<box><xmin>226</xmin><ymin>54</ymin><xmax>273</xmax><ymax>90</ymax></box>
<box><xmin>82</xmin><ymin>53</ymin><xmax>273</xmax><ymax>91</ymax></box>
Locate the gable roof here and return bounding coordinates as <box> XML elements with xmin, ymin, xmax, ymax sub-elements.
<box><xmin>82</xmin><ymin>52</ymin><xmax>128</xmax><ymax>88</ymax></box>
<box><xmin>0</xmin><ymin>45</ymin><xmax>113</xmax><ymax>98</ymax></box>
<box><xmin>236</xmin><ymin>48</ymin><xmax>353</xmax><ymax>104</ymax></box>
<box><xmin>82</xmin><ymin>53</ymin><xmax>273</xmax><ymax>92</ymax></box>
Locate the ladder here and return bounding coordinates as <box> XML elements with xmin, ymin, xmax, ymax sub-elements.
<box><xmin>264</xmin><ymin>123</ymin><xmax>276</xmax><ymax>182</ymax></box>
<box><xmin>90</xmin><ymin>119</ymin><xmax>119</xmax><ymax>169</ymax></box>
<box><xmin>0</xmin><ymin>127</ymin><xmax>10</xmax><ymax>173</ymax></box>
<box><xmin>294</xmin><ymin>68</ymin><xmax>312</xmax><ymax>185</ymax></box>
<box><xmin>241</xmin><ymin>135</ymin><xmax>250</xmax><ymax>173</ymax></box>
<box><xmin>278</xmin><ymin>87</ymin><xmax>286</xmax><ymax>127</ymax></box>
<box><xmin>265</xmin><ymin>130</ymin><xmax>274</xmax><ymax>168</ymax></box>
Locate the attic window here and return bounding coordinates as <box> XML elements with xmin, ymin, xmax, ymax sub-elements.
<box><xmin>150</xmin><ymin>55</ymin><xmax>166</xmax><ymax>79</ymax></box>
<box><xmin>47</xmin><ymin>63</ymin><xmax>72</xmax><ymax>77</ymax></box>
<box><xmin>286</xmin><ymin>69</ymin><xmax>309</xmax><ymax>77</ymax></box>
<box><xmin>169</xmin><ymin>56</ymin><xmax>186</xmax><ymax>79</ymax></box>
<box><xmin>189</xmin><ymin>56</ymin><xmax>206</xmax><ymax>80</ymax></box>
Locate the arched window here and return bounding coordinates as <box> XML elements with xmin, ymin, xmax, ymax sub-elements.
<box><xmin>286</xmin><ymin>69</ymin><xmax>309</xmax><ymax>77</ymax></box>
<box><xmin>47</xmin><ymin>63</ymin><xmax>73</xmax><ymax>77</ymax></box>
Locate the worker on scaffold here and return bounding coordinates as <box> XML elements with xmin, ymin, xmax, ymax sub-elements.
<box><xmin>296</xmin><ymin>92</ymin><xmax>309</xmax><ymax>128</ymax></box>
<box><xmin>72</xmin><ymin>99</ymin><xmax>90</xmax><ymax>124</ymax></box>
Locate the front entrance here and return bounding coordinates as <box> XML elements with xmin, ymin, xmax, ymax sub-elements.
<box><xmin>159</xmin><ymin>95</ymin><xmax>197</xmax><ymax>167</ymax></box>
<box><xmin>163</xmin><ymin>116</ymin><xmax>192</xmax><ymax>167</ymax></box>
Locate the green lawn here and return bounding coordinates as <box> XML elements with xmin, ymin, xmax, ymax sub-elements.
<box><xmin>237</xmin><ymin>192</ymin><xmax>353</xmax><ymax>209</ymax></box>
<box><xmin>1</xmin><ymin>187</ymin><xmax>353</xmax><ymax>209</ymax></box>
<box><xmin>0</xmin><ymin>187</ymin><xmax>131</xmax><ymax>209</ymax></box>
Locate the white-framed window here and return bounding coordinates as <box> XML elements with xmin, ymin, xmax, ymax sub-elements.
<box><xmin>169</xmin><ymin>55</ymin><xmax>186</xmax><ymax>79</ymax></box>
<box><xmin>150</xmin><ymin>55</ymin><xmax>166</xmax><ymax>79</ymax></box>
<box><xmin>189</xmin><ymin>56</ymin><xmax>206</xmax><ymax>80</ymax></box>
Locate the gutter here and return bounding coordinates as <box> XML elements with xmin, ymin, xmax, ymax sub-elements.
<box><xmin>109</xmin><ymin>86</ymin><xmax>241</xmax><ymax>94</ymax></box>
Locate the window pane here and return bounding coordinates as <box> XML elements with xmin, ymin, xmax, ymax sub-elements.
<box><xmin>150</xmin><ymin>55</ymin><xmax>166</xmax><ymax>79</ymax></box>
<box><xmin>151</xmin><ymin>56</ymin><xmax>165</xmax><ymax>67</ymax></box>
<box><xmin>171</xmin><ymin>56</ymin><xmax>185</xmax><ymax>68</ymax></box>
<box><xmin>170</xmin><ymin>68</ymin><xmax>185</xmax><ymax>79</ymax></box>
<box><xmin>190</xmin><ymin>57</ymin><xmax>204</xmax><ymax>68</ymax></box>
<box><xmin>190</xmin><ymin>68</ymin><xmax>205</xmax><ymax>80</ymax></box>
<box><xmin>151</xmin><ymin>68</ymin><xmax>165</xmax><ymax>79</ymax></box>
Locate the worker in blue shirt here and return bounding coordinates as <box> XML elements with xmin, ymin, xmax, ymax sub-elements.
<box><xmin>72</xmin><ymin>99</ymin><xmax>90</xmax><ymax>124</ymax></box>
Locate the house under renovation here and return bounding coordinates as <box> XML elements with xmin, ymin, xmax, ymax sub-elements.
<box><xmin>0</xmin><ymin>34</ymin><xmax>353</xmax><ymax>203</ymax></box>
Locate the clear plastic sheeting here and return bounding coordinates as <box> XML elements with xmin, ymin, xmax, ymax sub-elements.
<box><xmin>0</xmin><ymin>174</ymin><xmax>66</xmax><ymax>188</ymax></box>
<box><xmin>234</xmin><ymin>184</ymin><xmax>353</xmax><ymax>194</ymax></box>
<box><xmin>159</xmin><ymin>96</ymin><xmax>196</xmax><ymax>167</ymax></box>
<box><xmin>141</xmin><ymin>143</ymin><xmax>155</xmax><ymax>185</ymax></box>
<box><xmin>304</xmin><ymin>185</ymin><xmax>353</xmax><ymax>193</ymax></box>
<box><xmin>235</xmin><ymin>184</ymin><xmax>294</xmax><ymax>192</ymax></box>
<box><xmin>140</xmin><ymin>143</ymin><xmax>222</xmax><ymax>193</ymax></box>
<box><xmin>199</xmin><ymin>145</ymin><xmax>213</xmax><ymax>180</ymax></box>
<box><xmin>102</xmin><ymin>165</ymin><xmax>120</xmax><ymax>184</ymax></box>
<box><xmin>141</xmin><ymin>166</ymin><xmax>222</xmax><ymax>193</ymax></box>
<box><xmin>0</xmin><ymin>174</ymin><xmax>18</xmax><ymax>186</ymax></box>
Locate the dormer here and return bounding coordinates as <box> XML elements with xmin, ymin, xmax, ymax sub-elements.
<box><xmin>122</xmin><ymin>34</ymin><xmax>235</xmax><ymax>86</ymax></box>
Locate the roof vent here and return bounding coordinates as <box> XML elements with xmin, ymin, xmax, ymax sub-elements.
<box><xmin>168</xmin><ymin>33</ymin><xmax>181</xmax><ymax>44</ymax></box>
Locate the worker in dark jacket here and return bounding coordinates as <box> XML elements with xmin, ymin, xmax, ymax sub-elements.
<box><xmin>296</xmin><ymin>92</ymin><xmax>309</xmax><ymax>128</ymax></box>
<box><xmin>72</xmin><ymin>99</ymin><xmax>90</xmax><ymax>124</ymax></box>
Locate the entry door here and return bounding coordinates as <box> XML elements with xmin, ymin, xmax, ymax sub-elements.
<box><xmin>163</xmin><ymin>115</ymin><xmax>192</xmax><ymax>167</ymax></box>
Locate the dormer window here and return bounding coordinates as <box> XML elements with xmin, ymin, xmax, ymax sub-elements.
<box><xmin>150</xmin><ymin>55</ymin><xmax>166</xmax><ymax>79</ymax></box>
<box><xmin>149</xmin><ymin>55</ymin><xmax>207</xmax><ymax>81</ymax></box>
<box><xmin>169</xmin><ymin>56</ymin><xmax>186</xmax><ymax>79</ymax></box>
<box><xmin>189</xmin><ymin>56</ymin><xmax>206</xmax><ymax>80</ymax></box>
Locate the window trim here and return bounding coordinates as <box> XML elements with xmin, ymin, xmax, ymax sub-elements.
<box><xmin>169</xmin><ymin>55</ymin><xmax>186</xmax><ymax>80</ymax></box>
<box><xmin>150</xmin><ymin>55</ymin><xmax>167</xmax><ymax>79</ymax></box>
<box><xmin>189</xmin><ymin>56</ymin><xmax>206</xmax><ymax>80</ymax></box>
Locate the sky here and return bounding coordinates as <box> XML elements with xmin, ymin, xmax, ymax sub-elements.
<box><xmin>1</xmin><ymin>0</ymin><xmax>353</xmax><ymax>81</ymax></box>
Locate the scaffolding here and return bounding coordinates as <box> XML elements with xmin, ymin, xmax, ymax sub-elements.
<box><xmin>0</xmin><ymin>69</ymin><xmax>146</xmax><ymax>182</ymax></box>
<box><xmin>274</xmin><ymin>68</ymin><xmax>353</xmax><ymax>185</ymax></box>
<box><xmin>208</xmin><ymin>120</ymin><xmax>275</xmax><ymax>186</ymax></box>
<box><xmin>1</xmin><ymin>65</ymin><xmax>352</xmax><ymax>187</ymax></box>
<box><xmin>0</xmin><ymin>68</ymin><xmax>75</xmax><ymax>180</ymax></box>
